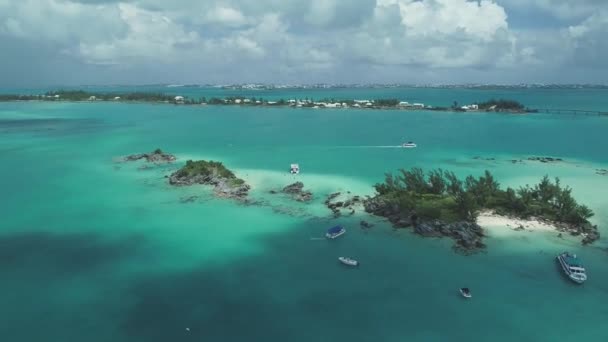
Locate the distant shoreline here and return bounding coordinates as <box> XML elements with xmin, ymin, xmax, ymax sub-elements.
<box><xmin>0</xmin><ymin>90</ymin><xmax>534</xmax><ymax>114</ymax></box>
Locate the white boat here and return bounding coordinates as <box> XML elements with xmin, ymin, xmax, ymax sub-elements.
<box><xmin>290</xmin><ymin>163</ymin><xmax>300</xmax><ymax>174</ymax></box>
<box><xmin>326</xmin><ymin>225</ymin><xmax>346</xmax><ymax>239</ymax></box>
<box><xmin>339</xmin><ymin>257</ymin><xmax>359</xmax><ymax>267</ymax></box>
<box><xmin>459</xmin><ymin>288</ymin><xmax>472</xmax><ymax>298</ymax></box>
<box><xmin>557</xmin><ymin>252</ymin><xmax>587</xmax><ymax>284</ymax></box>
<box><xmin>402</xmin><ymin>142</ymin><xmax>417</xmax><ymax>148</ymax></box>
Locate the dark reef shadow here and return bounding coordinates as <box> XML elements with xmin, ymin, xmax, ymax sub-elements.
<box><xmin>0</xmin><ymin>231</ymin><xmax>146</xmax><ymax>275</ymax></box>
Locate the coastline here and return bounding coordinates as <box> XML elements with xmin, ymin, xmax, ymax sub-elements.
<box><xmin>478</xmin><ymin>211</ymin><xmax>557</xmax><ymax>234</ymax></box>
<box><xmin>0</xmin><ymin>90</ymin><xmax>534</xmax><ymax>114</ymax></box>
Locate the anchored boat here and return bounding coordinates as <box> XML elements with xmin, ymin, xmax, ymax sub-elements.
<box><xmin>338</xmin><ymin>257</ymin><xmax>359</xmax><ymax>267</ymax></box>
<box><xmin>557</xmin><ymin>252</ymin><xmax>587</xmax><ymax>284</ymax></box>
<box><xmin>290</xmin><ymin>163</ymin><xmax>300</xmax><ymax>174</ymax></box>
<box><xmin>459</xmin><ymin>288</ymin><xmax>472</xmax><ymax>298</ymax></box>
<box><xmin>326</xmin><ymin>225</ymin><xmax>346</xmax><ymax>239</ymax></box>
<box><xmin>402</xmin><ymin>142</ymin><xmax>417</xmax><ymax>148</ymax></box>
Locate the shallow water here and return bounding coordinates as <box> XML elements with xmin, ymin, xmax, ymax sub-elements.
<box><xmin>1</xmin><ymin>95</ymin><xmax>607</xmax><ymax>341</ymax></box>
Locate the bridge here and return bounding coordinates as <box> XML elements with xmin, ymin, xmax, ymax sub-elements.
<box><xmin>534</xmin><ymin>108</ymin><xmax>608</xmax><ymax>116</ymax></box>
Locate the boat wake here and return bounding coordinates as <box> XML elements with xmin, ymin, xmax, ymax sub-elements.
<box><xmin>333</xmin><ymin>145</ymin><xmax>404</xmax><ymax>149</ymax></box>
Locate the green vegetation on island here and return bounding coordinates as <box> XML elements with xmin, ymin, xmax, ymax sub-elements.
<box><xmin>370</xmin><ymin>168</ymin><xmax>594</xmax><ymax>224</ymax></box>
<box><xmin>174</xmin><ymin>160</ymin><xmax>241</xmax><ymax>181</ymax></box>
<box><xmin>169</xmin><ymin>160</ymin><xmax>248</xmax><ymax>199</ymax></box>
<box><xmin>478</xmin><ymin>99</ymin><xmax>526</xmax><ymax>112</ymax></box>
<box><xmin>365</xmin><ymin>168</ymin><xmax>599</xmax><ymax>249</ymax></box>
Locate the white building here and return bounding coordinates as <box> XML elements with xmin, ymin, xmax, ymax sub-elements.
<box><xmin>174</xmin><ymin>96</ymin><xmax>185</xmax><ymax>103</ymax></box>
<box><xmin>398</xmin><ymin>101</ymin><xmax>410</xmax><ymax>107</ymax></box>
<box><xmin>461</xmin><ymin>104</ymin><xmax>479</xmax><ymax>111</ymax></box>
<box><xmin>243</xmin><ymin>99</ymin><xmax>251</xmax><ymax>103</ymax></box>
<box><xmin>235</xmin><ymin>99</ymin><xmax>242</xmax><ymax>104</ymax></box>
<box><xmin>113</xmin><ymin>96</ymin><xmax>121</xmax><ymax>101</ymax></box>
<box><xmin>412</xmin><ymin>103</ymin><xmax>425</xmax><ymax>108</ymax></box>
<box><xmin>88</xmin><ymin>96</ymin><xmax>96</xmax><ymax>101</ymax></box>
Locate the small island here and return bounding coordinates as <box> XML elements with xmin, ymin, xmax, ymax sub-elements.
<box><xmin>169</xmin><ymin>160</ymin><xmax>250</xmax><ymax>200</ymax></box>
<box><xmin>124</xmin><ymin>148</ymin><xmax>176</xmax><ymax>163</ymax></box>
<box><xmin>363</xmin><ymin>168</ymin><xmax>599</xmax><ymax>253</ymax></box>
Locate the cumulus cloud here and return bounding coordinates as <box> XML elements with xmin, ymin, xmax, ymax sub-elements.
<box><xmin>567</xmin><ymin>10</ymin><xmax>608</xmax><ymax>67</ymax></box>
<box><xmin>350</xmin><ymin>0</ymin><xmax>514</xmax><ymax>69</ymax></box>
<box><xmin>0</xmin><ymin>0</ymin><xmax>607</xmax><ymax>85</ymax></box>
<box><xmin>500</xmin><ymin>0</ymin><xmax>606</xmax><ymax>21</ymax></box>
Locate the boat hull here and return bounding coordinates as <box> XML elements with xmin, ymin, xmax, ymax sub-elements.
<box><xmin>326</xmin><ymin>229</ymin><xmax>346</xmax><ymax>239</ymax></box>
<box><xmin>460</xmin><ymin>290</ymin><xmax>473</xmax><ymax>299</ymax></box>
<box><xmin>339</xmin><ymin>257</ymin><xmax>359</xmax><ymax>267</ymax></box>
<box><xmin>556</xmin><ymin>254</ymin><xmax>586</xmax><ymax>284</ymax></box>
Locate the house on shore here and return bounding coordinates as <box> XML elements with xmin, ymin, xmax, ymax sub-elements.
<box><xmin>174</xmin><ymin>96</ymin><xmax>185</xmax><ymax>104</ymax></box>
<box><xmin>461</xmin><ymin>104</ymin><xmax>479</xmax><ymax>111</ymax></box>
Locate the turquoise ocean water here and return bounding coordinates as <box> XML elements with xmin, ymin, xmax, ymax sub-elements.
<box><xmin>1</xmin><ymin>88</ymin><xmax>608</xmax><ymax>341</ymax></box>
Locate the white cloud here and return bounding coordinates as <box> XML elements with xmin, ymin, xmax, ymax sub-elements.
<box><xmin>78</xmin><ymin>3</ymin><xmax>202</xmax><ymax>64</ymax></box>
<box><xmin>0</xmin><ymin>0</ymin><xmax>607</xmax><ymax>85</ymax></box>
<box><xmin>501</xmin><ymin>0</ymin><xmax>606</xmax><ymax>21</ymax></box>
<box><xmin>202</xmin><ymin>6</ymin><xmax>248</xmax><ymax>27</ymax></box>
<box><xmin>396</xmin><ymin>0</ymin><xmax>508</xmax><ymax>41</ymax></box>
<box><xmin>567</xmin><ymin>11</ymin><xmax>608</xmax><ymax>67</ymax></box>
<box><xmin>349</xmin><ymin>0</ymin><xmax>515</xmax><ymax>69</ymax></box>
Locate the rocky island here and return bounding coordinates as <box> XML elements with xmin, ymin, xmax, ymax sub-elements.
<box><xmin>271</xmin><ymin>182</ymin><xmax>313</xmax><ymax>202</ymax></box>
<box><xmin>324</xmin><ymin>193</ymin><xmax>364</xmax><ymax>217</ymax></box>
<box><xmin>169</xmin><ymin>160</ymin><xmax>250</xmax><ymax>200</ymax></box>
<box><xmin>361</xmin><ymin>168</ymin><xmax>599</xmax><ymax>254</ymax></box>
<box><xmin>124</xmin><ymin>149</ymin><xmax>176</xmax><ymax>163</ymax></box>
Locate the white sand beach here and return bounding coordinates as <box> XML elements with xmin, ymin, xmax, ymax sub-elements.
<box><xmin>477</xmin><ymin>211</ymin><xmax>557</xmax><ymax>235</ymax></box>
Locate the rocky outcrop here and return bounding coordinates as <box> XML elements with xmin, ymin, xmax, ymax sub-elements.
<box><xmin>527</xmin><ymin>156</ymin><xmax>563</xmax><ymax>163</ymax></box>
<box><xmin>364</xmin><ymin>196</ymin><xmax>485</xmax><ymax>253</ymax></box>
<box><xmin>280</xmin><ymin>182</ymin><xmax>313</xmax><ymax>202</ymax></box>
<box><xmin>414</xmin><ymin>220</ymin><xmax>486</xmax><ymax>254</ymax></box>
<box><xmin>125</xmin><ymin>149</ymin><xmax>176</xmax><ymax>163</ymax></box>
<box><xmin>169</xmin><ymin>162</ymin><xmax>250</xmax><ymax>201</ymax></box>
<box><xmin>360</xmin><ymin>220</ymin><xmax>374</xmax><ymax>229</ymax></box>
<box><xmin>325</xmin><ymin>193</ymin><xmax>363</xmax><ymax>217</ymax></box>
<box><xmin>596</xmin><ymin>169</ymin><xmax>608</xmax><ymax>176</ymax></box>
<box><xmin>580</xmin><ymin>222</ymin><xmax>600</xmax><ymax>245</ymax></box>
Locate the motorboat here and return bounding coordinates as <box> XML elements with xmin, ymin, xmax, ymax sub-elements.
<box><xmin>557</xmin><ymin>252</ymin><xmax>587</xmax><ymax>284</ymax></box>
<box><xmin>459</xmin><ymin>288</ymin><xmax>472</xmax><ymax>298</ymax></box>
<box><xmin>339</xmin><ymin>257</ymin><xmax>359</xmax><ymax>267</ymax></box>
<box><xmin>290</xmin><ymin>163</ymin><xmax>300</xmax><ymax>174</ymax></box>
<box><xmin>326</xmin><ymin>225</ymin><xmax>346</xmax><ymax>239</ymax></box>
<box><xmin>402</xmin><ymin>142</ymin><xmax>417</xmax><ymax>148</ymax></box>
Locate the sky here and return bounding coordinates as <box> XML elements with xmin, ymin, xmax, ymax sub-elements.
<box><xmin>0</xmin><ymin>0</ymin><xmax>607</xmax><ymax>86</ymax></box>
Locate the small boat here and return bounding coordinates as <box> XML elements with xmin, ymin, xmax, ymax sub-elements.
<box><xmin>402</xmin><ymin>142</ymin><xmax>417</xmax><ymax>148</ymax></box>
<box><xmin>326</xmin><ymin>225</ymin><xmax>346</xmax><ymax>239</ymax></box>
<box><xmin>557</xmin><ymin>252</ymin><xmax>587</xmax><ymax>284</ymax></box>
<box><xmin>459</xmin><ymin>288</ymin><xmax>472</xmax><ymax>298</ymax></box>
<box><xmin>290</xmin><ymin>163</ymin><xmax>300</xmax><ymax>174</ymax></box>
<box><xmin>339</xmin><ymin>257</ymin><xmax>359</xmax><ymax>267</ymax></box>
